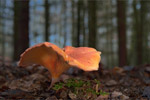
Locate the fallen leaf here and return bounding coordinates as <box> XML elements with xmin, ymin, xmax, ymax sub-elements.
<box><xmin>120</xmin><ymin>95</ymin><xmax>129</xmax><ymax>100</ymax></box>
<box><xmin>5</xmin><ymin>73</ymin><xmax>48</xmax><ymax>92</ymax></box>
<box><xmin>111</xmin><ymin>67</ymin><xmax>124</xmax><ymax>74</ymax></box>
<box><xmin>46</xmin><ymin>96</ymin><xmax>58</xmax><ymax>100</ymax></box>
<box><xmin>96</xmin><ymin>94</ymin><xmax>109</xmax><ymax>100</ymax></box>
<box><xmin>0</xmin><ymin>89</ymin><xmax>33</xmax><ymax>99</ymax></box>
<box><xmin>69</xmin><ymin>92</ymin><xmax>77</xmax><ymax>100</ymax></box>
<box><xmin>59</xmin><ymin>90</ymin><xmax>67</xmax><ymax>99</ymax></box>
<box><xmin>111</xmin><ymin>91</ymin><xmax>129</xmax><ymax>100</ymax></box>
<box><xmin>106</xmin><ymin>80</ymin><xmax>117</xmax><ymax>86</ymax></box>
<box><xmin>111</xmin><ymin>91</ymin><xmax>122</xmax><ymax>98</ymax></box>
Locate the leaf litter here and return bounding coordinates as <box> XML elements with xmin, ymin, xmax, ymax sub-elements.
<box><xmin>0</xmin><ymin>64</ymin><xmax>150</xmax><ymax>99</ymax></box>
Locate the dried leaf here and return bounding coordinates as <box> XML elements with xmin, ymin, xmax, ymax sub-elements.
<box><xmin>106</xmin><ymin>80</ymin><xmax>117</xmax><ymax>86</ymax></box>
<box><xmin>69</xmin><ymin>92</ymin><xmax>77</xmax><ymax>100</ymax></box>
<box><xmin>96</xmin><ymin>95</ymin><xmax>109</xmax><ymax>100</ymax></box>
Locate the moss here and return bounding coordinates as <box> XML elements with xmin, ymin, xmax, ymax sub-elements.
<box><xmin>52</xmin><ymin>78</ymin><xmax>109</xmax><ymax>96</ymax></box>
<box><xmin>52</xmin><ymin>82</ymin><xmax>64</xmax><ymax>91</ymax></box>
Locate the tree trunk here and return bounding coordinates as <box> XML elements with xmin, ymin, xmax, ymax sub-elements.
<box><xmin>141</xmin><ymin>1</ymin><xmax>150</xmax><ymax>63</ymax></box>
<box><xmin>117</xmin><ymin>0</ymin><xmax>127</xmax><ymax>67</ymax></box>
<box><xmin>13</xmin><ymin>0</ymin><xmax>29</xmax><ymax>61</ymax></box>
<box><xmin>82</xmin><ymin>1</ymin><xmax>86</xmax><ymax>46</ymax></box>
<box><xmin>44</xmin><ymin>0</ymin><xmax>50</xmax><ymax>41</ymax></box>
<box><xmin>132</xmin><ymin>0</ymin><xmax>144</xmax><ymax>65</ymax></box>
<box><xmin>0</xmin><ymin>0</ymin><xmax>6</xmax><ymax>64</ymax></box>
<box><xmin>88</xmin><ymin>0</ymin><xmax>97</xmax><ymax>48</ymax></box>
<box><xmin>80</xmin><ymin>0</ymin><xmax>85</xmax><ymax>47</ymax></box>
<box><xmin>77</xmin><ymin>0</ymin><xmax>81</xmax><ymax>47</ymax></box>
<box><xmin>63</xmin><ymin>0</ymin><xmax>67</xmax><ymax>47</ymax></box>
<box><xmin>71</xmin><ymin>0</ymin><xmax>77</xmax><ymax>47</ymax></box>
<box><xmin>138</xmin><ymin>0</ymin><xmax>145</xmax><ymax>64</ymax></box>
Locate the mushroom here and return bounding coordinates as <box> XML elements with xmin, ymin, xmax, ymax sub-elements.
<box><xmin>19</xmin><ymin>42</ymin><xmax>101</xmax><ymax>89</ymax></box>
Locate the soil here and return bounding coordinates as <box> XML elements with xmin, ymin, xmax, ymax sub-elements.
<box><xmin>0</xmin><ymin>63</ymin><xmax>150</xmax><ymax>100</ymax></box>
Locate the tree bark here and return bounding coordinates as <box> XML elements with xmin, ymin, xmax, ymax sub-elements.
<box><xmin>117</xmin><ymin>0</ymin><xmax>127</xmax><ymax>67</ymax></box>
<box><xmin>138</xmin><ymin>0</ymin><xmax>144</xmax><ymax>64</ymax></box>
<box><xmin>77</xmin><ymin>0</ymin><xmax>81</xmax><ymax>47</ymax></box>
<box><xmin>13</xmin><ymin>0</ymin><xmax>29</xmax><ymax>61</ymax></box>
<box><xmin>82</xmin><ymin>1</ymin><xmax>86</xmax><ymax>46</ymax></box>
<box><xmin>71</xmin><ymin>0</ymin><xmax>77</xmax><ymax>47</ymax></box>
<box><xmin>44</xmin><ymin>0</ymin><xmax>50</xmax><ymax>41</ymax></box>
<box><xmin>141</xmin><ymin>1</ymin><xmax>150</xmax><ymax>63</ymax></box>
<box><xmin>132</xmin><ymin>0</ymin><xmax>145</xmax><ymax>65</ymax></box>
<box><xmin>63</xmin><ymin>0</ymin><xmax>67</xmax><ymax>47</ymax></box>
<box><xmin>88</xmin><ymin>0</ymin><xmax>97</xmax><ymax>48</ymax></box>
<box><xmin>0</xmin><ymin>0</ymin><xmax>6</xmax><ymax>64</ymax></box>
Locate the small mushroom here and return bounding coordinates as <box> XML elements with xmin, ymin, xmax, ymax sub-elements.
<box><xmin>19</xmin><ymin>42</ymin><xmax>101</xmax><ymax>89</ymax></box>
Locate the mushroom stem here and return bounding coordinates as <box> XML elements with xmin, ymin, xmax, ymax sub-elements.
<box><xmin>48</xmin><ymin>77</ymin><xmax>59</xmax><ymax>90</ymax></box>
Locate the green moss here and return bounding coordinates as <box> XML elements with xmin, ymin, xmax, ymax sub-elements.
<box><xmin>86</xmin><ymin>88</ymin><xmax>109</xmax><ymax>96</ymax></box>
<box><xmin>52</xmin><ymin>78</ymin><xmax>109</xmax><ymax>96</ymax></box>
<box><xmin>52</xmin><ymin>82</ymin><xmax>64</xmax><ymax>90</ymax></box>
<box><xmin>94</xmin><ymin>79</ymin><xmax>100</xmax><ymax>85</ymax></box>
<box><xmin>66</xmin><ymin>78</ymin><xmax>84</xmax><ymax>88</ymax></box>
<box><xmin>98</xmin><ymin>90</ymin><xmax>109</xmax><ymax>96</ymax></box>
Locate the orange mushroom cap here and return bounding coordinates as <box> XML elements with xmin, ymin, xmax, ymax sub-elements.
<box><xmin>19</xmin><ymin>42</ymin><xmax>70</xmax><ymax>78</ymax></box>
<box><xmin>19</xmin><ymin>42</ymin><xmax>101</xmax><ymax>79</ymax></box>
<box><xmin>63</xmin><ymin>46</ymin><xmax>101</xmax><ymax>71</ymax></box>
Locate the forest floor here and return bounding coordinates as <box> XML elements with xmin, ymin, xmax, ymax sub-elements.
<box><xmin>0</xmin><ymin>63</ymin><xmax>150</xmax><ymax>100</ymax></box>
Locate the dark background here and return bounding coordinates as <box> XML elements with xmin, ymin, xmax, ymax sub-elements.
<box><xmin>0</xmin><ymin>0</ymin><xmax>150</xmax><ymax>68</ymax></box>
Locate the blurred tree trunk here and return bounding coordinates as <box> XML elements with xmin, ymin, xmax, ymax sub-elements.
<box><xmin>13</xmin><ymin>0</ymin><xmax>29</xmax><ymax>61</ymax></box>
<box><xmin>44</xmin><ymin>0</ymin><xmax>50</xmax><ymax>41</ymax></box>
<box><xmin>132</xmin><ymin>0</ymin><xmax>145</xmax><ymax>65</ymax></box>
<box><xmin>63</xmin><ymin>0</ymin><xmax>67</xmax><ymax>47</ymax></box>
<box><xmin>82</xmin><ymin>2</ymin><xmax>86</xmax><ymax>46</ymax></box>
<box><xmin>77</xmin><ymin>0</ymin><xmax>81</xmax><ymax>47</ymax></box>
<box><xmin>71</xmin><ymin>0</ymin><xmax>77</xmax><ymax>47</ymax></box>
<box><xmin>131</xmin><ymin>1</ymin><xmax>138</xmax><ymax>65</ymax></box>
<box><xmin>105</xmin><ymin>0</ymin><xmax>112</xmax><ymax>67</ymax></box>
<box><xmin>88</xmin><ymin>0</ymin><xmax>97</xmax><ymax>48</ymax></box>
<box><xmin>138</xmin><ymin>0</ymin><xmax>145</xmax><ymax>64</ymax></box>
<box><xmin>110</xmin><ymin>0</ymin><xmax>114</xmax><ymax>66</ymax></box>
<box><xmin>0</xmin><ymin>0</ymin><xmax>5</xmax><ymax>64</ymax></box>
<box><xmin>117</xmin><ymin>0</ymin><xmax>127</xmax><ymax>67</ymax></box>
<box><xmin>135</xmin><ymin>0</ymin><xmax>143</xmax><ymax>65</ymax></box>
<box><xmin>141</xmin><ymin>1</ymin><xmax>150</xmax><ymax>63</ymax></box>
<box><xmin>105</xmin><ymin>1</ymin><xmax>110</xmax><ymax>67</ymax></box>
<box><xmin>80</xmin><ymin>0</ymin><xmax>86</xmax><ymax>46</ymax></box>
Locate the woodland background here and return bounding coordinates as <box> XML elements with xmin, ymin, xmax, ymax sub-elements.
<box><xmin>0</xmin><ymin>0</ymin><xmax>150</xmax><ymax>68</ymax></box>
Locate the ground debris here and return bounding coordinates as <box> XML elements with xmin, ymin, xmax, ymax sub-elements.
<box><xmin>106</xmin><ymin>80</ymin><xmax>118</xmax><ymax>86</ymax></box>
<box><xmin>68</xmin><ymin>92</ymin><xmax>77</xmax><ymax>100</ymax></box>
<box><xmin>111</xmin><ymin>91</ymin><xmax>129</xmax><ymax>100</ymax></box>
<box><xmin>0</xmin><ymin>64</ymin><xmax>149</xmax><ymax>99</ymax></box>
<box><xmin>142</xmin><ymin>86</ymin><xmax>150</xmax><ymax>99</ymax></box>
